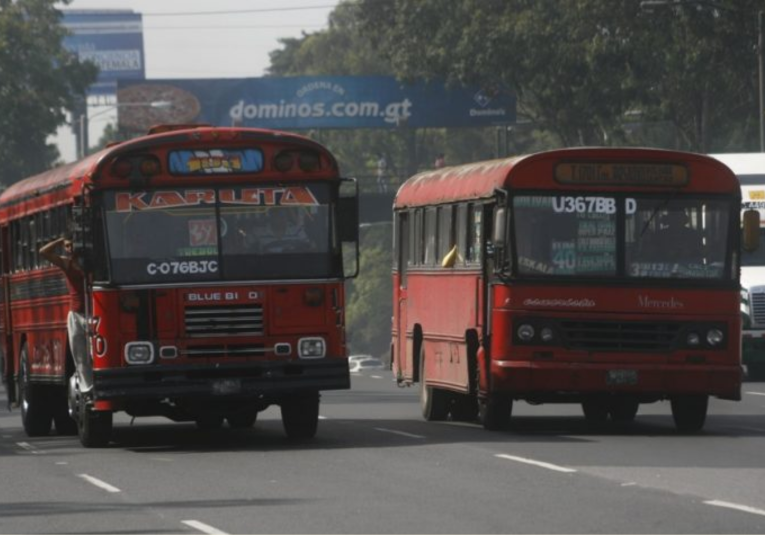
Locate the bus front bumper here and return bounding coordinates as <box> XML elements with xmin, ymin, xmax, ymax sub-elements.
<box><xmin>490</xmin><ymin>360</ymin><xmax>742</xmax><ymax>401</ymax></box>
<box><xmin>92</xmin><ymin>359</ymin><xmax>350</xmax><ymax>402</ymax></box>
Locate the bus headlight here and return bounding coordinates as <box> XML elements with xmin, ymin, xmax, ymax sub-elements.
<box><xmin>125</xmin><ymin>342</ymin><xmax>154</xmax><ymax>365</ymax></box>
<box><xmin>517</xmin><ymin>324</ymin><xmax>535</xmax><ymax>342</ymax></box>
<box><xmin>686</xmin><ymin>332</ymin><xmax>701</xmax><ymax>346</ymax></box>
<box><xmin>540</xmin><ymin>327</ymin><xmax>555</xmax><ymax>343</ymax></box>
<box><xmin>706</xmin><ymin>329</ymin><xmax>724</xmax><ymax>346</ymax></box>
<box><xmin>299</xmin><ymin>337</ymin><xmax>326</xmax><ymax>358</ymax></box>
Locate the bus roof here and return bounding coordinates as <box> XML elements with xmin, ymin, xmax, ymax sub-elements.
<box><xmin>395</xmin><ymin>147</ymin><xmax>736</xmax><ymax>208</ymax></box>
<box><xmin>0</xmin><ymin>126</ymin><xmax>336</xmax><ymax>209</ymax></box>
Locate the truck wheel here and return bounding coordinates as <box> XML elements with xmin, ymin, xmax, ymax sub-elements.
<box><xmin>19</xmin><ymin>346</ymin><xmax>52</xmax><ymax>437</ymax></box>
<box><xmin>671</xmin><ymin>395</ymin><xmax>708</xmax><ymax>433</ymax></box>
<box><xmin>479</xmin><ymin>394</ymin><xmax>513</xmax><ymax>431</ymax></box>
<box><xmin>281</xmin><ymin>393</ymin><xmax>319</xmax><ymax>439</ymax></box>
<box><xmin>419</xmin><ymin>348</ymin><xmax>449</xmax><ymax>421</ymax></box>
<box><xmin>53</xmin><ymin>387</ymin><xmax>78</xmax><ymax>436</ymax></box>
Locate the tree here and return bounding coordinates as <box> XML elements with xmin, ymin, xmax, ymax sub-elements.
<box><xmin>357</xmin><ymin>0</ymin><xmax>760</xmax><ymax>152</ymax></box>
<box><xmin>0</xmin><ymin>0</ymin><xmax>97</xmax><ymax>186</ymax></box>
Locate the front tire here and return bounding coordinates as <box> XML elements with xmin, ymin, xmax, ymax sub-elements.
<box><xmin>281</xmin><ymin>393</ymin><xmax>319</xmax><ymax>439</ymax></box>
<box><xmin>479</xmin><ymin>394</ymin><xmax>513</xmax><ymax>431</ymax></box>
<box><xmin>19</xmin><ymin>346</ymin><xmax>52</xmax><ymax>437</ymax></box>
<box><xmin>671</xmin><ymin>395</ymin><xmax>708</xmax><ymax>433</ymax></box>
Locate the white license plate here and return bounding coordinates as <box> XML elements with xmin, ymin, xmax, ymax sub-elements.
<box><xmin>606</xmin><ymin>369</ymin><xmax>638</xmax><ymax>386</ymax></box>
<box><xmin>211</xmin><ymin>379</ymin><xmax>242</xmax><ymax>395</ymax></box>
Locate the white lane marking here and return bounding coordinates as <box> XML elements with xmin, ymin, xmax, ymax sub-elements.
<box><xmin>17</xmin><ymin>442</ymin><xmax>41</xmax><ymax>454</ymax></box>
<box><xmin>374</xmin><ymin>427</ymin><xmax>426</xmax><ymax>439</ymax></box>
<box><xmin>182</xmin><ymin>520</ymin><xmax>229</xmax><ymax>535</ymax></box>
<box><xmin>78</xmin><ymin>474</ymin><xmax>121</xmax><ymax>493</ymax></box>
<box><xmin>17</xmin><ymin>442</ymin><xmax>40</xmax><ymax>454</ymax></box>
<box><xmin>495</xmin><ymin>454</ymin><xmax>577</xmax><ymax>473</ymax></box>
<box><xmin>705</xmin><ymin>500</ymin><xmax>765</xmax><ymax>517</ymax></box>
<box><xmin>318</xmin><ymin>415</ymin><xmax>328</xmax><ymax>420</ymax></box>
<box><xmin>745</xmin><ymin>391</ymin><xmax>765</xmax><ymax>396</ymax></box>
<box><xmin>370</xmin><ymin>375</ymin><xmax>383</xmax><ymax>379</ymax></box>
<box><xmin>621</xmin><ymin>482</ymin><xmax>637</xmax><ymax>487</ymax></box>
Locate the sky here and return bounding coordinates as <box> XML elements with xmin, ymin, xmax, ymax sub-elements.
<box><xmin>53</xmin><ymin>0</ymin><xmax>341</xmax><ymax>162</ymax></box>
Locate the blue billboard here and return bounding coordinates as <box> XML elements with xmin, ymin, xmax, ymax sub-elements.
<box><xmin>116</xmin><ymin>76</ymin><xmax>515</xmax><ymax>130</ymax></box>
<box><xmin>62</xmin><ymin>10</ymin><xmax>145</xmax><ymax>96</ymax></box>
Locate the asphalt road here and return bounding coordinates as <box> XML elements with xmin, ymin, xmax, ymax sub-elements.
<box><xmin>1</xmin><ymin>371</ymin><xmax>765</xmax><ymax>534</ymax></box>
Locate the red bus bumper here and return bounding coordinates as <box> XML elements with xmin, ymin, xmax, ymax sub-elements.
<box><xmin>490</xmin><ymin>360</ymin><xmax>742</xmax><ymax>401</ymax></box>
<box><xmin>92</xmin><ymin>359</ymin><xmax>350</xmax><ymax>403</ymax></box>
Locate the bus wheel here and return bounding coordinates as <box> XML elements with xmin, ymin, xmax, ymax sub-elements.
<box><xmin>581</xmin><ymin>400</ymin><xmax>609</xmax><ymax>422</ymax></box>
<box><xmin>670</xmin><ymin>395</ymin><xmax>708</xmax><ymax>433</ymax></box>
<box><xmin>479</xmin><ymin>395</ymin><xmax>512</xmax><ymax>431</ymax></box>
<box><xmin>227</xmin><ymin>412</ymin><xmax>258</xmax><ymax>429</ymax></box>
<box><xmin>195</xmin><ymin>415</ymin><xmax>224</xmax><ymax>430</ymax></box>
<box><xmin>281</xmin><ymin>393</ymin><xmax>319</xmax><ymax>439</ymax></box>
<box><xmin>450</xmin><ymin>394</ymin><xmax>479</xmax><ymax>422</ymax></box>
<box><xmin>53</xmin><ymin>387</ymin><xmax>78</xmax><ymax>436</ymax></box>
<box><xmin>609</xmin><ymin>397</ymin><xmax>639</xmax><ymax>422</ymax></box>
<box><xmin>419</xmin><ymin>349</ymin><xmax>449</xmax><ymax>421</ymax></box>
<box><xmin>77</xmin><ymin>391</ymin><xmax>112</xmax><ymax>448</ymax></box>
<box><xmin>19</xmin><ymin>346</ymin><xmax>52</xmax><ymax>437</ymax></box>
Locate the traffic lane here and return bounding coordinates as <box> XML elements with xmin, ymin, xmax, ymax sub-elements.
<box><xmin>2</xmin><ymin>376</ymin><xmax>765</xmax><ymax>533</ymax></box>
<box><xmin>2</xmin><ymin>375</ymin><xmax>762</xmax><ymax>534</ymax></box>
<box><xmin>13</xmin><ymin>407</ymin><xmax>761</xmax><ymax>533</ymax></box>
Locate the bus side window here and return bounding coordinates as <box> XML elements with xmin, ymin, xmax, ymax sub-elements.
<box><xmin>456</xmin><ymin>204</ymin><xmax>468</xmax><ymax>267</ymax></box>
<box><xmin>467</xmin><ymin>204</ymin><xmax>483</xmax><ymax>265</ymax></box>
<box><xmin>424</xmin><ymin>207</ymin><xmax>437</xmax><ymax>266</ymax></box>
<box><xmin>411</xmin><ymin>208</ymin><xmax>422</xmax><ymax>266</ymax></box>
<box><xmin>437</xmin><ymin>205</ymin><xmax>454</xmax><ymax>267</ymax></box>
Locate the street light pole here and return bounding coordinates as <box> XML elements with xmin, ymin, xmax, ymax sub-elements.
<box><xmin>78</xmin><ymin>100</ymin><xmax>172</xmax><ymax>159</ymax></box>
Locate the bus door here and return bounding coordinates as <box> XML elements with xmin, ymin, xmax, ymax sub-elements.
<box><xmin>395</xmin><ymin>211</ymin><xmax>412</xmax><ymax>381</ymax></box>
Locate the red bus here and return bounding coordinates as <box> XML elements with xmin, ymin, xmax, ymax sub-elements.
<box><xmin>0</xmin><ymin>125</ymin><xmax>358</xmax><ymax>447</ymax></box>
<box><xmin>392</xmin><ymin>148</ymin><xmax>747</xmax><ymax>433</ymax></box>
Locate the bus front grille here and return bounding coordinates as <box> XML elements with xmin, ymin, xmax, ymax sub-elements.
<box><xmin>184</xmin><ymin>304</ymin><xmax>264</xmax><ymax>338</ymax></box>
<box><xmin>558</xmin><ymin>320</ymin><xmax>681</xmax><ymax>352</ymax></box>
<box><xmin>182</xmin><ymin>344</ymin><xmax>266</xmax><ymax>358</ymax></box>
<box><xmin>750</xmin><ymin>291</ymin><xmax>765</xmax><ymax>326</ymax></box>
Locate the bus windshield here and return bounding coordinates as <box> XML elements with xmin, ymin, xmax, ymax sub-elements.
<box><xmin>513</xmin><ymin>194</ymin><xmax>731</xmax><ymax>280</ymax></box>
<box><xmin>101</xmin><ymin>183</ymin><xmax>338</xmax><ymax>284</ymax></box>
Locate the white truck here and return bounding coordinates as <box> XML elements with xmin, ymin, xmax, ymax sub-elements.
<box><xmin>710</xmin><ymin>153</ymin><xmax>765</xmax><ymax>379</ymax></box>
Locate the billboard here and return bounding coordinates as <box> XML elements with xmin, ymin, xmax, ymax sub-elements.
<box><xmin>62</xmin><ymin>10</ymin><xmax>145</xmax><ymax>96</ymax></box>
<box><xmin>116</xmin><ymin>76</ymin><xmax>516</xmax><ymax>130</ymax></box>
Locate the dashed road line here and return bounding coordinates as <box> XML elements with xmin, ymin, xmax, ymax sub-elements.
<box><xmin>78</xmin><ymin>474</ymin><xmax>121</xmax><ymax>493</ymax></box>
<box><xmin>705</xmin><ymin>500</ymin><xmax>765</xmax><ymax>517</ymax></box>
<box><xmin>370</xmin><ymin>375</ymin><xmax>383</xmax><ymax>379</ymax></box>
<box><xmin>374</xmin><ymin>427</ymin><xmax>426</xmax><ymax>439</ymax></box>
<box><xmin>495</xmin><ymin>454</ymin><xmax>577</xmax><ymax>473</ymax></box>
<box><xmin>17</xmin><ymin>442</ymin><xmax>42</xmax><ymax>454</ymax></box>
<box><xmin>182</xmin><ymin>519</ymin><xmax>229</xmax><ymax>534</ymax></box>
<box><xmin>744</xmin><ymin>391</ymin><xmax>765</xmax><ymax>396</ymax></box>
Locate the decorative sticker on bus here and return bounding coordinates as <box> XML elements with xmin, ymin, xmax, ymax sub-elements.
<box><xmin>168</xmin><ymin>149</ymin><xmax>264</xmax><ymax>175</ymax></box>
<box><xmin>188</xmin><ymin>219</ymin><xmax>217</xmax><ymax>246</ymax></box>
<box><xmin>554</xmin><ymin>163</ymin><xmax>689</xmax><ymax>186</ymax></box>
<box><xmin>115</xmin><ymin>187</ymin><xmax>319</xmax><ymax>212</ymax></box>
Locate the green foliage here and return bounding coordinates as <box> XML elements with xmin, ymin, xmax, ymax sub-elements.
<box><xmin>345</xmin><ymin>223</ymin><xmax>393</xmax><ymax>358</ymax></box>
<box><xmin>0</xmin><ymin>0</ymin><xmax>97</xmax><ymax>186</ymax></box>
<box><xmin>357</xmin><ymin>0</ymin><xmax>761</xmax><ymax>152</ymax></box>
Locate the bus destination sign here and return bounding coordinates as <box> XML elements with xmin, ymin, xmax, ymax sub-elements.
<box><xmin>554</xmin><ymin>162</ymin><xmax>689</xmax><ymax>186</ymax></box>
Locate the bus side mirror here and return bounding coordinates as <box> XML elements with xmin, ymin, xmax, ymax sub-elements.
<box><xmin>743</xmin><ymin>209</ymin><xmax>760</xmax><ymax>252</ymax></box>
<box><xmin>493</xmin><ymin>207</ymin><xmax>507</xmax><ymax>245</ymax></box>
<box><xmin>338</xmin><ymin>178</ymin><xmax>359</xmax><ymax>279</ymax></box>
